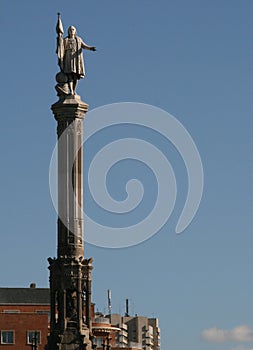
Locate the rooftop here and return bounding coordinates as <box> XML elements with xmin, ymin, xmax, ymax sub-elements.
<box><xmin>0</xmin><ymin>286</ymin><xmax>50</xmax><ymax>305</ymax></box>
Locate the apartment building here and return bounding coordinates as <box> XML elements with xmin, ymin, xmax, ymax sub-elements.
<box><xmin>109</xmin><ymin>314</ymin><xmax>160</xmax><ymax>350</ymax></box>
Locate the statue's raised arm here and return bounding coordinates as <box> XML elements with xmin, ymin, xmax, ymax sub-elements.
<box><xmin>55</xmin><ymin>13</ymin><xmax>96</xmax><ymax>97</ymax></box>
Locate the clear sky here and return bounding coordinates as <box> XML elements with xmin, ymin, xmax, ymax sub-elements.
<box><xmin>0</xmin><ymin>1</ymin><xmax>252</xmax><ymax>350</ymax></box>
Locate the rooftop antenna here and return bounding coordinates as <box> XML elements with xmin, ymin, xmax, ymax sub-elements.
<box><xmin>108</xmin><ymin>289</ymin><xmax>112</xmax><ymax>320</ymax></box>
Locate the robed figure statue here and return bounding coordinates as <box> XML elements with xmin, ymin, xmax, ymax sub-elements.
<box><xmin>55</xmin><ymin>13</ymin><xmax>96</xmax><ymax>96</ymax></box>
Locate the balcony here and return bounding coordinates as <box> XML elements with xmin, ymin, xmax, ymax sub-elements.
<box><xmin>120</xmin><ymin>329</ymin><xmax>128</xmax><ymax>337</ymax></box>
<box><xmin>128</xmin><ymin>342</ymin><xmax>142</xmax><ymax>349</ymax></box>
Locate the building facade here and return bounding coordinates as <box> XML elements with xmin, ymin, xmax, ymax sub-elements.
<box><xmin>0</xmin><ymin>285</ymin><xmax>49</xmax><ymax>349</ymax></box>
<box><xmin>109</xmin><ymin>314</ymin><xmax>160</xmax><ymax>350</ymax></box>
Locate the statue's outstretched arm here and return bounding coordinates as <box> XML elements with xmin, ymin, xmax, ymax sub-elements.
<box><xmin>81</xmin><ymin>40</ymin><xmax>96</xmax><ymax>51</ymax></box>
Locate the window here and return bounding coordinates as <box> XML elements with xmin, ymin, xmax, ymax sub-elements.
<box><xmin>35</xmin><ymin>310</ymin><xmax>49</xmax><ymax>314</ymax></box>
<box><xmin>35</xmin><ymin>310</ymin><xmax>50</xmax><ymax>322</ymax></box>
<box><xmin>27</xmin><ymin>331</ymin><xmax>41</xmax><ymax>345</ymax></box>
<box><xmin>94</xmin><ymin>338</ymin><xmax>103</xmax><ymax>347</ymax></box>
<box><xmin>3</xmin><ymin>310</ymin><xmax>20</xmax><ymax>313</ymax></box>
<box><xmin>1</xmin><ymin>331</ymin><xmax>14</xmax><ymax>344</ymax></box>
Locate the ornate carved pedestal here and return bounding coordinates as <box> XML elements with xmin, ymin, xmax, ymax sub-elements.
<box><xmin>46</xmin><ymin>95</ymin><xmax>93</xmax><ymax>350</ymax></box>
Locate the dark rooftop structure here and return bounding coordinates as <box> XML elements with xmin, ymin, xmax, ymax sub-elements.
<box><xmin>0</xmin><ymin>284</ymin><xmax>50</xmax><ymax>305</ymax></box>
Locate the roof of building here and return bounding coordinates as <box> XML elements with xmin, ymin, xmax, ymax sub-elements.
<box><xmin>0</xmin><ymin>287</ymin><xmax>50</xmax><ymax>305</ymax></box>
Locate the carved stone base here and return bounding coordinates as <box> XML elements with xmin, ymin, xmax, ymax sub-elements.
<box><xmin>46</xmin><ymin>326</ymin><xmax>92</xmax><ymax>350</ymax></box>
<box><xmin>46</xmin><ymin>256</ymin><xmax>93</xmax><ymax>350</ymax></box>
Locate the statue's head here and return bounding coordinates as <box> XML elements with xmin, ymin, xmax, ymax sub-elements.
<box><xmin>68</xmin><ymin>26</ymin><xmax>77</xmax><ymax>37</ymax></box>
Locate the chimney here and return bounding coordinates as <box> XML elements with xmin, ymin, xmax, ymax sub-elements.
<box><xmin>30</xmin><ymin>283</ymin><xmax>36</xmax><ymax>289</ymax></box>
<box><xmin>125</xmin><ymin>298</ymin><xmax>129</xmax><ymax>317</ymax></box>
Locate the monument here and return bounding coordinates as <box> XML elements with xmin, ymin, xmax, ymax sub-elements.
<box><xmin>46</xmin><ymin>14</ymin><xmax>96</xmax><ymax>350</ymax></box>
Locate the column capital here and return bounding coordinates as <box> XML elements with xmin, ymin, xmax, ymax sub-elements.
<box><xmin>51</xmin><ymin>95</ymin><xmax>89</xmax><ymax>122</ymax></box>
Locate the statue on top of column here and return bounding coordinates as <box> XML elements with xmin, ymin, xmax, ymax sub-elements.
<box><xmin>55</xmin><ymin>13</ymin><xmax>96</xmax><ymax>97</ymax></box>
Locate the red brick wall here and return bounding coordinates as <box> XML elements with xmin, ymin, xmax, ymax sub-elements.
<box><xmin>0</xmin><ymin>305</ymin><xmax>50</xmax><ymax>313</ymax></box>
<box><xmin>0</xmin><ymin>313</ymin><xmax>48</xmax><ymax>349</ymax></box>
<box><xmin>0</xmin><ymin>303</ymin><xmax>95</xmax><ymax>348</ymax></box>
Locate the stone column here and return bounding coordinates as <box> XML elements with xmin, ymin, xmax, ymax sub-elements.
<box><xmin>53</xmin><ymin>95</ymin><xmax>88</xmax><ymax>259</ymax></box>
<box><xmin>46</xmin><ymin>95</ymin><xmax>93</xmax><ymax>350</ymax></box>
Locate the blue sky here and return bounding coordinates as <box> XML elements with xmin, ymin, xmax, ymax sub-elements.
<box><xmin>0</xmin><ymin>1</ymin><xmax>252</xmax><ymax>350</ymax></box>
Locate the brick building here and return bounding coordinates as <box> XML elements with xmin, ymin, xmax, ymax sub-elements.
<box><xmin>0</xmin><ymin>285</ymin><xmax>50</xmax><ymax>349</ymax></box>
